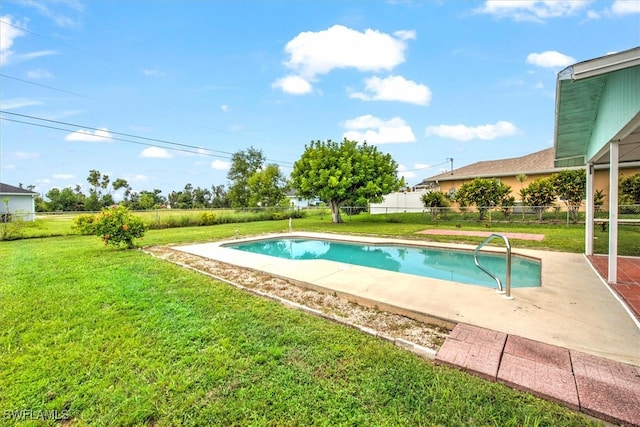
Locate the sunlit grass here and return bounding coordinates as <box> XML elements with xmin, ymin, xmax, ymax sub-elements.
<box><xmin>0</xmin><ymin>235</ymin><xmax>600</xmax><ymax>425</ymax></box>
<box><xmin>21</xmin><ymin>209</ymin><xmax>640</xmax><ymax>256</ymax></box>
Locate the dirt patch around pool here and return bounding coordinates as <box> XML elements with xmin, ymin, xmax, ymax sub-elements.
<box><xmin>144</xmin><ymin>245</ymin><xmax>450</xmax><ymax>352</ymax></box>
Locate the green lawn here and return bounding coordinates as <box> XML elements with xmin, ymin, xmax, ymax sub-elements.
<box><xmin>0</xmin><ymin>222</ymin><xmax>605</xmax><ymax>426</ymax></box>
<box><xmin>19</xmin><ymin>210</ymin><xmax>640</xmax><ymax>256</ymax></box>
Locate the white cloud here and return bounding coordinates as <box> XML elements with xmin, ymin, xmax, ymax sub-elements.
<box><xmin>611</xmin><ymin>0</ymin><xmax>640</xmax><ymax>15</ymax></box>
<box><xmin>2</xmin><ymin>98</ymin><xmax>43</xmax><ymax>109</ymax></box>
<box><xmin>0</xmin><ymin>16</ymin><xmax>26</xmax><ymax>65</ymax></box>
<box><xmin>17</xmin><ymin>50</ymin><xmax>59</xmax><ymax>62</ymax></box>
<box><xmin>143</xmin><ymin>69</ymin><xmax>166</xmax><ymax>77</ymax></box>
<box><xmin>393</xmin><ymin>30</ymin><xmax>416</xmax><ymax>41</ymax></box>
<box><xmin>14</xmin><ymin>151</ymin><xmax>40</xmax><ymax>159</ymax></box>
<box><xmin>65</xmin><ymin>128</ymin><xmax>113</xmax><ymax>142</ymax></box>
<box><xmin>26</xmin><ymin>68</ymin><xmax>54</xmax><ymax>79</ymax></box>
<box><xmin>343</xmin><ymin>115</ymin><xmax>416</xmax><ymax>144</ymax></box>
<box><xmin>273</xmin><ymin>24</ymin><xmax>413</xmax><ymax>93</ymax></box>
<box><xmin>272</xmin><ymin>75</ymin><xmax>313</xmax><ymax>95</ymax></box>
<box><xmin>425</xmin><ymin>121</ymin><xmax>519</xmax><ymax>141</ymax></box>
<box><xmin>123</xmin><ymin>174</ymin><xmax>149</xmax><ymax>183</ymax></box>
<box><xmin>349</xmin><ymin>75</ymin><xmax>432</xmax><ymax>106</ymax></box>
<box><xmin>284</xmin><ymin>25</ymin><xmax>411</xmax><ymax>77</ymax></box>
<box><xmin>221</xmin><ymin>104</ymin><xmax>229</xmax><ymax>112</ymax></box>
<box><xmin>140</xmin><ymin>147</ymin><xmax>172</xmax><ymax>158</ymax></box>
<box><xmin>526</xmin><ymin>51</ymin><xmax>576</xmax><ymax>68</ymax></box>
<box><xmin>414</xmin><ymin>163</ymin><xmax>431</xmax><ymax>170</ymax></box>
<box><xmin>476</xmin><ymin>1</ymin><xmax>591</xmax><ymax>22</ymax></box>
<box><xmin>211</xmin><ymin>159</ymin><xmax>231</xmax><ymax>170</ymax></box>
<box><xmin>21</xmin><ymin>0</ymin><xmax>83</xmax><ymax>28</ymax></box>
<box><xmin>397</xmin><ymin>164</ymin><xmax>416</xmax><ymax>179</ymax></box>
<box><xmin>4</xmin><ymin>163</ymin><xmax>16</xmax><ymax>170</ymax></box>
<box><xmin>53</xmin><ymin>173</ymin><xmax>75</xmax><ymax>180</ymax></box>
<box><xmin>586</xmin><ymin>9</ymin><xmax>601</xmax><ymax>19</ymax></box>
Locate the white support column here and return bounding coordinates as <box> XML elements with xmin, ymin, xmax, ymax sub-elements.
<box><xmin>585</xmin><ymin>163</ymin><xmax>595</xmax><ymax>256</ymax></box>
<box><xmin>608</xmin><ymin>141</ymin><xmax>619</xmax><ymax>283</ymax></box>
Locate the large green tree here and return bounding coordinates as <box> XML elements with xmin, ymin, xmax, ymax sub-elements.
<box><xmin>247</xmin><ymin>164</ymin><xmax>288</xmax><ymax>207</ymax></box>
<box><xmin>291</xmin><ymin>139</ymin><xmax>400</xmax><ymax>223</ymax></box>
<box><xmin>227</xmin><ymin>147</ymin><xmax>266</xmax><ymax>208</ymax></box>
<box><xmin>45</xmin><ymin>186</ymin><xmax>86</xmax><ymax>211</ymax></box>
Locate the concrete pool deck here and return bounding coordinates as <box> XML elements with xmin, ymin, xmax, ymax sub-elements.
<box><xmin>174</xmin><ymin>231</ymin><xmax>640</xmax><ymax>366</ymax></box>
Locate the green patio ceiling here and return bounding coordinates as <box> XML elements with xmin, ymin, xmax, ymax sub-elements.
<box><xmin>554</xmin><ymin>47</ymin><xmax>640</xmax><ymax>168</ymax></box>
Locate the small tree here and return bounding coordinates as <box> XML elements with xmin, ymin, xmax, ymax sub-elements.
<box><xmin>0</xmin><ymin>199</ymin><xmax>26</xmax><ymax>241</ymax></box>
<box><xmin>620</xmin><ymin>173</ymin><xmax>640</xmax><ymax>204</ymax></box>
<box><xmin>521</xmin><ymin>177</ymin><xmax>556</xmax><ymax>221</ymax></box>
<box><xmin>499</xmin><ymin>194</ymin><xmax>516</xmax><ymax>220</ymax></box>
<box><xmin>454</xmin><ymin>178</ymin><xmax>511</xmax><ymax>220</ymax></box>
<box><xmin>421</xmin><ymin>191</ymin><xmax>451</xmax><ymax>221</ymax></box>
<box><xmin>291</xmin><ymin>139</ymin><xmax>400</xmax><ymax>223</ymax></box>
<box><xmin>550</xmin><ymin>169</ymin><xmax>585</xmax><ymax>223</ymax></box>
<box><xmin>516</xmin><ymin>173</ymin><xmax>527</xmax><ymax>220</ymax></box>
<box><xmin>594</xmin><ymin>189</ymin><xmax>606</xmax><ymax>213</ymax></box>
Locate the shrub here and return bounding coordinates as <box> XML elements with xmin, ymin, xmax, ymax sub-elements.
<box><xmin>0</xmin><ymin>199</ymin><xmax>26</xmax><ymax>241</ymax></box>
<box><xmin>72</xmin><ymin>213</ymin><xmax>98</xmax><ymax>235</ymax></box>
<box><xmin>200</xmin><ymin>212</ymin><xmax>216</xmax><ymax>226</ymax></box>
<box><xmin>93</xmin><ymin>205</ymin><xmax>146</xmax><ymax>249</ymax></box>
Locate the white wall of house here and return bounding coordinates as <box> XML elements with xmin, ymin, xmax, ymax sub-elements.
<box><xmin>287</xmin><ymin>196</ymin><xmax>321</xmax><ymax>209</ymax></box>
<box><xmin>369</xmin><ymin>191</ymin><xmax>426</xmax><ymax>214</ymax></box>
<box><xmin>0</xmin><ymin>194</ymin><xmax>36</xmax><ymax>221</ymax></box>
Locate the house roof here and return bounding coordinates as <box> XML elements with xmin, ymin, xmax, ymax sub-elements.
<box><xmin>554</xmin><ymin>46</ymin><xmax>640</xmax><ymax>167</ymax></box>
<box><xmin>416</xmin><ymin>147</ymin><xmax>558</xmax><ymax>185</ymax></box>
<box><xmin>0</xmin><ymin>183</ymin><xmax>38</xmax><ymax>195</ymax></box>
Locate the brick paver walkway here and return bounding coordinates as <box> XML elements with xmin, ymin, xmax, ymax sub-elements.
<box><xmin>436</xmin><ymin>323</ymin><xmax>640</xmax><ymax>426</ymax></box>
<box><xmin>417</xmin><ymin>229</ymin><xmax>545</xmax><ymax>241</ymax></box>
<box><xmin>588</xmin><ymin>255</ymin><xmax>640</xmax><ymax>320</ymax></box>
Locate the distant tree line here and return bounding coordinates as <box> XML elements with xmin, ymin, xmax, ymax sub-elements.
<box><xmin>34</xmin><ymin>147</ymin><xmax>292</xmax><ymax>212</ymax></box>
<box><xmin>26</xmin><ymin>139</ymin><xmax>404</xmax><ymax>223</ymax></box>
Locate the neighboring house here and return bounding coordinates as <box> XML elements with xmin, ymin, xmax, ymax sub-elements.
<box><xmin>285</xmin><ymin>190</ymin><xmax>321</xmax><ymax>209</ymax></box>
<box><xmin>414</xmin><ymin>147</ymin><xmax>640</xmax><ymax>209</ymax></box>
<box><xmin>0</xmin><ymin>183</ymin><xmax>38</xmax><ymax>221</ymax></box>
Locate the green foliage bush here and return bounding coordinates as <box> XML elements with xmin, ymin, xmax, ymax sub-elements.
<box><xmin>72</xmin><ymin>213</ymin><xmax>98</xmax><ymax>235</ymax></box>
<box><xmin>0</xmin><ymin>199</ymin><xmax>26</xmax><ymax>241</ymax></box>
<box><xmin>200</xmin><ymin>211</ymin><xmax>217</xmax><ymax>225</ymax></box>
<box><xmin>620</xmin><ymin>173</ymin><xmax>640</xmax><ymax>204</ymax></box>
<box><xmin>92</xmin><ymin>205</ymin><xmax>146</xmax><ymax>249</ymax></box>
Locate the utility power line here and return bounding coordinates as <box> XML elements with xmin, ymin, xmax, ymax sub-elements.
<box><xmin>0</xmin><ymin>110</ymin><xmax>294</xmax><ymax>166</ymax></box>
<box><xmin>0</xmin><ymin>73</ymin><xmax>94</xmax><ymax>99</ymax></box>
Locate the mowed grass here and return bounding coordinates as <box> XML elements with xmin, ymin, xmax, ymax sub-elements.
<box><xmin>0</xmin><ymin>231</ymin><xmax>602</xmax><ymax>426</ymax></box>
<box><xmin>22</xmin><ymin>209</ymin><xmax>640</xmax><ymax>256</ymax></box>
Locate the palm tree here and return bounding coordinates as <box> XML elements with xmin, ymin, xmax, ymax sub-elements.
<box><xmin>516</xmin><ymin>174</ymin><xmax>527</xmax><ymax>220</ymax></box>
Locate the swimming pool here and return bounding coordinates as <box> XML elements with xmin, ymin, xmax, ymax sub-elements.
<box><xmin>225</xmin><ymin>238</ymin><xmax>541</xmax><ymax>288</ymax></box>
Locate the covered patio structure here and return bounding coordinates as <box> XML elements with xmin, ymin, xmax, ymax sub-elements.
<box><xmin>554</xmin><ymin>46</ymin><xmax>640</xmax><ymax>285</ymax></box>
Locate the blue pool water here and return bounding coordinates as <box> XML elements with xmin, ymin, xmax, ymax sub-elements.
<box><xmin>225</xmin><ymin>238</ymin><xmax>541</xmax><ymax>288</ymax></box>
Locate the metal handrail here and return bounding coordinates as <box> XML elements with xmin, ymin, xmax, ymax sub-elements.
<box><xmin>473</xmin><ymin>233</ymin><xmax>513</xmax><ymax>299</ymax></box>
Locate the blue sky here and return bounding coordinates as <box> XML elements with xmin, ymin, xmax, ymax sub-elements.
<box><xmin>1</xmin><ymin>0</ymin><xmax>639</xmax><ymax>199</ymax></box>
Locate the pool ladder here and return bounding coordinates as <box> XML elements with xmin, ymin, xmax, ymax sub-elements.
<box><xmin>474</xmin><ymin>233</ymin><xmax>513</xmax><ymax>300</ymax></box>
